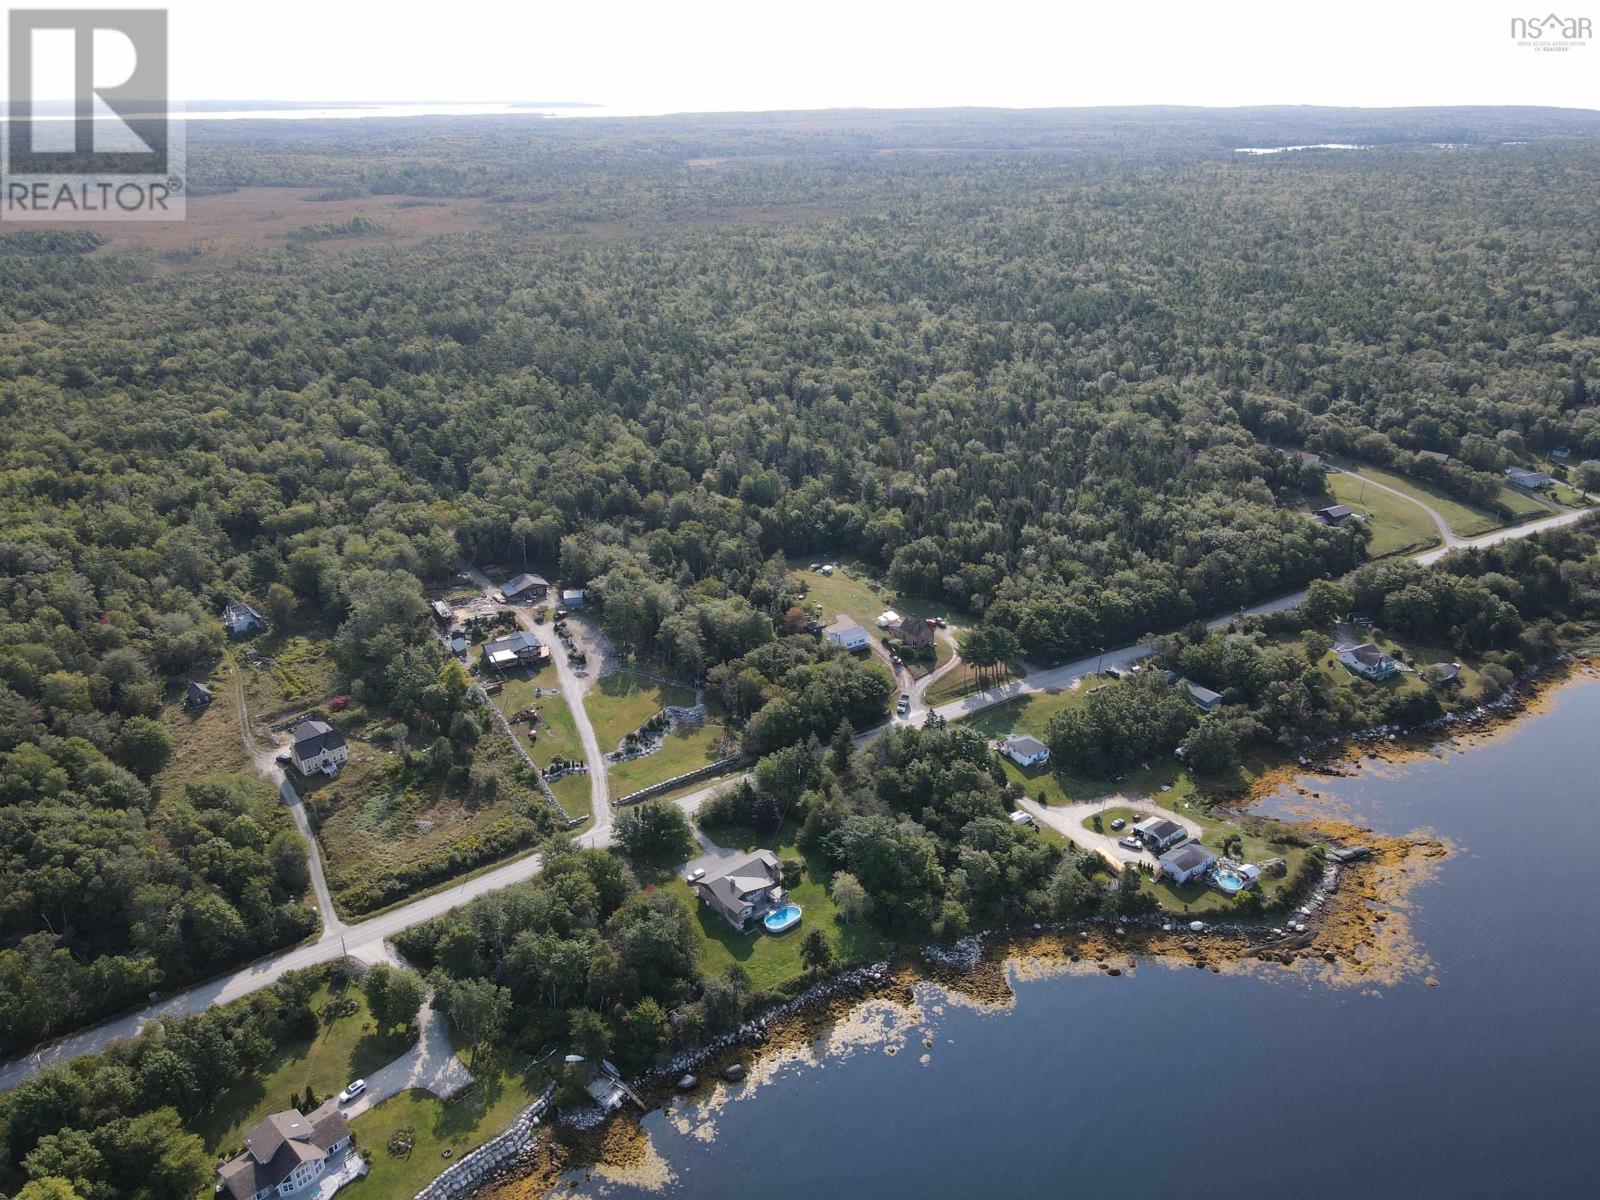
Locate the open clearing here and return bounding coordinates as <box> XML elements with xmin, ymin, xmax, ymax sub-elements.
<box><xmin>585</xmin><ymin>670</ymin><xmax>698</xmax><ymax>750</ymax></box>
<box><xmin>27</xmin><ymin>187</ymin><xmax>496</xmax><ymax>262</ymax></box>
<box><xmin>608</xmin><ymin>722</ymin><xmax>731</xmax><ymax>797</ymax></box>
<box><xmin>790</xmin><ymin>558</ymin><xmax>966</xmax><ymax>674</ymax></box>
<box><xmin>1320</xmin><ymin>472</ymin><xmax>1438</xmax><ymax>556</ymax></box>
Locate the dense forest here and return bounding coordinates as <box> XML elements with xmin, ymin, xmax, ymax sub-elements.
<box><xmin>3</xmin><ymin>107</ymin><xmax>1600</xmax><ymax>1061</ymax></box>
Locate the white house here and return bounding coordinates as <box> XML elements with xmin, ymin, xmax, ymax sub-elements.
<box><xmin>223</xmin><ymin>602</ymin><xmax>266</xmax><ymax>636</ymax></box>
<box><xmin>560</xmin><ymin>588</ymin><xmax>586</xmax><ymax>608</ymax></box>
<box><xmin>1158</xmin><ymin>841</ymin><xmax>1217</xmax><ymax>885</ymax></box>
<box><xmin>823</xmin><ymin>619</ymin><xmax>871</xmax><ymax>652</ymax></box>
<box><xmin>1000</xmin><ymin>734</ymin><xmax>1051</xmax><ymax>768</ymax></box>
<box><xmin>218</xmin><ymin>1107</ymin><xmax>354</xmax><ymax>1200</ymax></box>
<box><xmin>1338</xmin><ymin>643</ymin><xmax>1399</xmax><ymax>681</ymax></box>
<box><xmin>876</xmin><ymin>609</ymin><xmax>901</xmax><ymax>629</ymax></box>
<box><xmin>289</xmin><ymin>720</ymin><xmax>348</xmax><ymax>776</ymax></box>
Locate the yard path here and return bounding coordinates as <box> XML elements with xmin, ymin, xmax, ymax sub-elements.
<box><xmin>899</xmin><ymin>626</ymin><xmax>963</xmax><ymax>725</ymax></box>
<box><xmin>463</xmin><ymin>567</ymin><xmax>614</xmax><ymax>841</ymax></box>
<box><xmin>1019</xmin><ymin>797</ymin><xmax>1203</xmax><ymax>872</ymax></box>
<box><xmin>4</xmin><ymin>509</ymin><xmax>1594</xmax><ymax>1093</ymax></box>
<box><xmin>231</xmin><ymin>655</ymin><xmax>343</xmax><ymax>935</ymax></box>
<box><xmin>1332</xmin><ymin>464</ymin><xmax>1462</xmax><ymax>549</ymax></box>
<box><xmin>331</xmin><ymin>996</ymin><xmax>473</xmax><ymax>1121</ymax></box>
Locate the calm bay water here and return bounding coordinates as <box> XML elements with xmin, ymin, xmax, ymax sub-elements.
<box><xmin>572</xmin><ymin>678</ymin><xmax>1600</xmax><ymax>1199</ymax></box>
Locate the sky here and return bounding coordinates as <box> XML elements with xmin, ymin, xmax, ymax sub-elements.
<box><xmin>5</xmin><ymin>0</ymin><xmax>1598</xmax><ymax>113</ymax></box>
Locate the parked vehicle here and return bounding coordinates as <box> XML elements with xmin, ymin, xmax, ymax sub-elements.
<box><xmin>339</xmin><ymin>1079</ymin><xmax>367</xmax><ymax>1103</ymax></box>
<box><xmin>687</xmin><ymin>868</ymin><xmax>705</xmax><ymax>882</ymax></box>
<box><xmin>1118</xmin><ymin>835</ymin><xmax>1143</xmax><ymax>852</ymax></box>
<box><xmin>1110</xmin><ymin>818</ymin><xmax>1125</xmax><ymax>831</ymax></box>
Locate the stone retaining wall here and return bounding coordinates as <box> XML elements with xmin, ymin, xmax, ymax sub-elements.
<box><xmin>413</xmin><ymin>1081</ymin><xmax>555</xmax><ymax>1200</ymax></box>
<box><xmin>614</xmin><ymin>756</ymin><xmax>744</xmax><ymax>806</ymax></box>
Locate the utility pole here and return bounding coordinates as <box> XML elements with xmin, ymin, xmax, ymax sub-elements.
<box><xmin>1097</xmin><ymin>646</ymin><xmax>1106</xmax><ymax>676</ymax></box>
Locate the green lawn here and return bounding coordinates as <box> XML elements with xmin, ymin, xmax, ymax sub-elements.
<box><xmin>585</xmin><ymin>670</ymin><xmax>698</xmax><ymax>750</ymax></box>
<box><xmin>1337</xmin><ymin>463</ymin><xmax>1504</xmax><ymax>537</ymax></box>
<box><xmin>789</xmin><ymin>559</ymin><xmax>966</xmax><ymax>676</ymax></box>
<box><xmin>658</xmin><ymin>821</ymin><xmax>887</xmax><ymax>991</ymax></box>
<box><xmin>196</xmin><ymin>978</ymin><xmax>412</xmax><ymax>1156</ymax></box>
<box><xmin>1320</xmin><ymin>472</ymin><xmax>1437</xmax><ymax>557</ymax></box>
<box><xmin>925</xmin><ymin>661</ymin><xmax>1017</xmax><ymax>704</ymax></box>
<box><xmin>608</xmin><ymin>723</ymin><xmax>731</xmax><ymax>798</ymax></box>
<box><xmin>549</xmin><ymin>771</ymin><xmax>592</xmax><ymax>822</ymax></box>
<box><xmin>238</xmin><ymin>632</ymin><xmax>342</xmax><ymax>722</ymax></box>
<box><xmin>1497</xmin><ymin>484</ymin><xmax>1559</xmax><ymax>518</ymax></box>
<box><xmin>350</xmin><ymin>1053</ymin><xmax>547</xmax><ymax>1200</ymax></box>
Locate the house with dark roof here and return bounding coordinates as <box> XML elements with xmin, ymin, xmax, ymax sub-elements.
<box><xmin>1313</xmin><ymin>504</ymin><xmax>1356</xmax><ymax>526</ymax></box>
<box><xmin>223</xmin><ymin>601</ymin><xmax>266</xmax><ymax>636</ymax></box>
<box><xmin>1158</xmin><ymin>841</ymin><xmax>1218</xmax><ymax>885</ymax></box>
<box><xmin>218</xmin><ymin>1107</ymin><xmax>354</xmax><ymax>1200</ymax></box>
<box><xmin>1000</xmin><ymin>734</ymin><xmax>1051</xmax><ymax>768</ymax></box>
<box><xmin>1338</xmin><ymin>642</ymin><xmax>1400</xmax><ymax>681</ymax></box>
<box><xmin>691</xmin><ymin>850</ymin><xmax>783</xmax><ymax>930</ymax></box>
<box><xmin>482</xmin><ymin>629</ymin><xmax>547</xmax><ymax>670</ymax></box>
<box><xmin>290</xmin><ymin>720</ymin><xmax>348</xmax><ymax>776</ymax></box>
<box><xmin>186</xmin><ymin>681</ymin><xmax>213</xmax><ymax>709</ymax></box>
<box><xmin>1134</xmin><ymin>816</ymin><xmax>1188</xmax><ymax>853</ymax></box>
<box><xmin>1415</xmin><ymin>449</ymin><xmax>1452</xmax><ymax>464</ymax></box>
<box><xmin>500</xmin><ymin>573</ymin><xmax>549</xmax><ymax>602</ymax></box>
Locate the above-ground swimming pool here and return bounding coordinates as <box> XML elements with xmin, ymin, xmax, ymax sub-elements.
<box><xmin>764</xmin><ymin>904</ymin><xmax>802</xmax><ymax>933</ymax></box>
<box><xmin>1213</xmin><ymin>871</ymin><xmax>1245</xmax><ymax>894</ymax></box>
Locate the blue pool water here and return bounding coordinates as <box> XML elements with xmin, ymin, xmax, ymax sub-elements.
<box><xmin>764</xmin><ymin>904</ymin><xmax>802</xmax><ymax>933</ymax></box>
<box><xmin>1214</xmin><ymin>871</ymin><xmax>1245</xmax><ymax>894</ymax></box>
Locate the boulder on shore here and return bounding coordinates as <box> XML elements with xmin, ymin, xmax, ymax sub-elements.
<box><xmin>722</xmin><ymin>1064</ymin><xmax>747</xmax><ymax>1082</ymax></box>
<box><xmin>675</xmin><ymin>1074</ymin><xmax>698</xmax><ymax>1091</ymax></box>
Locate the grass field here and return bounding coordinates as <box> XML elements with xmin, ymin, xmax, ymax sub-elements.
<box><xmin>351</xmin><ymin>1053</ymin><xmax>548</xmax><ymax>1200</ymax></box>
<box><xmin>1337</xmin><ymin>464</ymin><xmax>1504</xmax><ymax>537</ymax></box>
<box><xmin>608</xmin><ymin>723</ymin><xmax>731</xmax><ymax>797</ymax></box>
<box><xmin>789</xmin><ymin>559</ymin><xmax>963</xmax><ymax>674</ymax></box>
<box><xmin>236</xmin><ymin>631</ymin><xmax>342</xmax><ymax>723</ymax></box>
<box><xmin>196</xmin><ymin>977</ymin><xmax>411</xmax><ymax>1156</ymax></box>
<box><xmin>549</xmin><ymin>771</ymin><xmax>592</xmax><ymax>821</ymax></box>
<box><xmin>925</xmin><ymin>661</ymin><xmax>1016</xmax><ymax>704</ymax></box>
<box><xmin>1497</xmin><ymin>484</ymin><xmax>1559</xmax><ymax>518</ymax></box>
<box><xmin>585</xmin><ymin>670</ymin><xmax>698</xmax><ymax>750</ymax></box>
<box><xmin>309</xmin><ymin>729</ymin><xmax>547</xmax><ymax>916</ymax></box>
<box><xmin>154</xmin><ymin>662</ymin><xmax>250</xmax><ymax>793</ymax></box>
<box><xmin>655</xmin><ymin>820</ymin><xmax>886</xmax><ymax>990</ymax></box>
<box><xmin>1320</xmin><ymin>472</ymin><xmax>1438</xmax><ymax>556</ymax></box>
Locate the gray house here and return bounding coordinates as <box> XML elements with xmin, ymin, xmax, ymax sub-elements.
<box><xmin>1183</xmin><ymin>680</ymin><xmax>1224</xmax><ymax>712</ymax></box>
<box><xmin>500</xmin><ymin>573</ymin><xmax>549</xmax><ymax>602</ymax></box>
<box><xmin>218</xmin><ymin>1107</ymin><xmax>353</xmax><ymax>1200</ymax></box>
<box><xmin>482</xmin><ymin>629</ymin><xmax>547</xmax><ymax>670</ymax></box>
<box><xmin>290</xmin><ymin>720</ymin><xmax>348</xmax><ymax>776</ymax></box>
<box><xmin>1338</xmin><ymin>643</ymin><xmax>1399</xmax><ymax>681</ymax></box>
<box><xmin>1158</xmin><ymin>841</ymin><xmax>1217</xmax><ymax>886</ymax></box>
<box><xmin>691</xmin><ymin>850</ymin><xmax>783</xmax><ymax>930</ymax></box>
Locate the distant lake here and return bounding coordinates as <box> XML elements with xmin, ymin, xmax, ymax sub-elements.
<box><xmin>566</xmin><ymin>676</ymin><xmax>1600</xmax><ymax>1198</ymax></box>
<box><xmin>1234</xmin><ymin>143</ymin><xmax>1372</xmax><ymax>154</ymax></box>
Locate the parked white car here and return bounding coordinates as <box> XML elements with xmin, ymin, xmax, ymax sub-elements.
<box><xmin>1118</xmin><ymin>835</ymin><xmax>1143</xmax><ymax>852</ymax></box>
<box><xmin>339</xmin><ymin>1079</ymin><xmax>367</xmax><ymax>1103</ymax></box>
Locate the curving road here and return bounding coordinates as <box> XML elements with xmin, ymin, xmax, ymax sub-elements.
<box><xmin>3</xmin><ymin>506</ymin><xmax>1593</xmax><ymax>1092</ymax></box>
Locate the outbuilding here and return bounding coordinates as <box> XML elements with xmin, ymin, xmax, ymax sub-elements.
<box><xmin>500</xmin><ymin>573</ymin><xmax>550</xmax><ymax>603</ymax></box>
<box><xmin>1134</xmin><ymin>816</ymin><xmax>1188</xmax><ymax>853</ymax></box>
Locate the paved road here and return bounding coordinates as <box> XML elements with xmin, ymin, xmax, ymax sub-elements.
<box><xmin>1415</xmin><ymin>503</ymin><xmax>1593</xmax><ymax>565</ymax></box>
<box><xmin>5</xmin><ymin>506</ymin><xmax>1593</xmax><ymax>1092</ymax></box>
